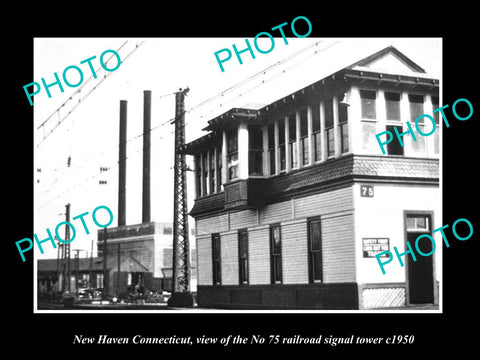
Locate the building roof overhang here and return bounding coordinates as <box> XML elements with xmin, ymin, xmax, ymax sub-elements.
<box><xmin>180</xmin><ymin>131</ymin><xmax>222</xmax><ymax>155</ymax></box>
<box><xmin>343</xmin><ymin>68</ymin><xmax>439</xmax><ymax>91</ymax></box>
<box><xmin>202</xmin><ymin>107</ymin><xmax>263</xmax><ymax>132</ymax></box>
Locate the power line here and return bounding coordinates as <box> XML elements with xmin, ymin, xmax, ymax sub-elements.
<box><xmin>36</xmin><ymin>41</ymin><xmax>145</xmax><ymax>148</ymax></box>
<box><xmin>36</xmin><ymin>41</ymin><xmax>129</xmax><ymax>131</ymax></box>
<box><xmin>189</xmin><ymin>39</ymin><xmax>336</xmax><ymax>114</ymax></box>
<box><xmin>116</xmin><ymin>40</ymin><xmax>336</xmax><ymax>142</ymax></box>
<box><xmin>37</xmin><ymin>39</ymin><xmax>336</xmax><ymax>154</ymax></box>
<box><xmin>36</xmin><ymin>39</ymin><xmax>341</xmax><ymax>208</ymax></box>
<box><xmin>192</xmin><ymin>40</ymin><xmax>341</xmax><ymax>120</ymax></box>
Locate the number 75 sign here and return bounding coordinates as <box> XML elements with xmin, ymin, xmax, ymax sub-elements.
<box><xmin>360</xmin><ymin>185</ymin><xmax>374</xmax><ymax>197</ymax></box>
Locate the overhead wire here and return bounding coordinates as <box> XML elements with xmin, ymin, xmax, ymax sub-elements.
<box><xmin>36</xmin><ymin>38</ymin><xmax>341</xmax><ymax>209</ymax></box>
<box><xmin>36</xmin><ymin>40</ymin><xmax>144</xmax><ymax>148</ymax></box>
<box><xmin>119</xmin><ymin>39</ymin><xmax>336</xmax><ymax>142</ymax></box>
<box><xmin>36</xmin><ymin>40</ymin><xmax>129</xmax><ymax>131</ymax></box>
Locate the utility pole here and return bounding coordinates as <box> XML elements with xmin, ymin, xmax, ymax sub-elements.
<box><xmin>60</xmin><ymin>242</ymin><xmax>66</xmax><ymax>293</ymax></box>
<box><xmin>72</xmin><ymin>249</ymin><xmax>85</xmax><ymax>294</ymax></box>
<box><xmin>65</xmin><ymin>203</ymin><xmax>71</xmax><ymax>292</ymax></box>
<box><xmin>89</xmin><ymin>240</ymin><xmax>93</xmax><ymax>289</ymax></box>
<box><xmin>102</xmin><ymin>227</ymin><xmax>108</xmax><ymax>299</ymax></box>
<box><xmin>56</xmin><ymin>237</ymin><xmax>61</xmax><ymax>292</ymax></box>
<box><xmin>117</xmin><ymin>243</ymin><xmax>121</xmax><ymax>295</ymax></box>
<box><xmin>73</xmin><ymin>249</ymin><xmax>80</xmax><ymax>295</ymax></box>
<box><xmin>168</xmin><ymin>88</ymin><xmax>194</xmax><ymax>307</ymax></box>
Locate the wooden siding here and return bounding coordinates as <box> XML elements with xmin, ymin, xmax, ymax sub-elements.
<box><xmin>196</xmin><ymin>235</ymin><xmax>212</xmax><ymax>285</ymax></box>
<box><xmin>282</xmin><ymin>220</ymin><xmax>309</xmax><ymax>284</ymax></box>
<box><xmin>248</xmin><ymin>226</ymin><xmax>271</xmax><ymax>285</ymax></box>
<box><xmin>197</xmin><ymin>187</ymin><xmax>353</xmax><ymax>234</ymax></box>
<box><xmin>196</xmin><ymin>213</ymin><xmax>229</xmax><ymax>236</ymax></box>
<box><xmin>195</xmin><ymin>186</ymin><xmax>356</xmax><ymax>286</ymax></box>
<box><xmin>259</xmin><ymin>200</ymin><xmax>293</xmax><ymax>225</ymax></box>
<box><xmin>322</xmin><ymin>213</ymin><xmax>356</xmax><ymax>283</ymax></box>
<box><xmin>230</xmin><ymin>209</ymin><xmax>258</xmax><ymax>230</ymax></box>
<box><xmin>294</xmin><ymin>187</ymin><xmax>353</xmax><ymax>218</ymax></box>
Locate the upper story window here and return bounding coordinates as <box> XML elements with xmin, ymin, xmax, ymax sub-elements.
<box><xmin>338</xmin><ymin>94</ymin><xmax>349</xmax><ymax>154</ymax></box>
<box><xmin>194</xmin><ymin>144</ymin><xmax>223</xmax><ymax>198</ymax></box>
<box><xmin>408</xmin><ymin>94</ymin><xmax>426</xmax><ymax>155</ymax></box>
<box><xmin>384</xmin><ymin>92</ymin><xmax>403</xmax><ymax>156</ymax></box>
<box><xmin>227</xmin><ymin>129</ymin><xmax>239</xmax><ymax>180</ymax></box>
<box><xmin>385</xmin><ymin>92</ymin><xmax>401</xmax><ymax>121</ymax></box>
<box><xmin>360</xmin><ymin>89</ymin><xmax>377</xmax><ymax>119</ymax></box>
<box><xmin>216</xmin><ymin>144</ymin><xmax>223</xmax><ymax>192</ymax></box>
<box><xmin>288</xmin><ymin>114</ymin><xmax>297</xmax><ymax>168</ymax></box>
<box><xmin>360</xmin><ymin>90</ymin><xmax>378</xmax><ymax>153</ymax></box>
<box><xmin>324</xmin><ymin>98</ymin><xmax>335</xmax><ymax>157</ymax></box>
<box><xmin>195</xmin><ymin>154</ymin><xmax>202</xmax><ymax>197</ymax></box>
<box><xmin>358</xmin><ymin>89</ymin><xmax>437</xmax><ymax>157</ymax></box>
<box><xmin>278</xmin><ymin>118</ymin><xmax>286</xmax><ymax>172</ymax></box>
<box><xmin>248</xmin><ymin>126</ymin><xmax>263</xmax><ymax>176</ymax></box>
<box><xmin>409</xmin><ymin>94</ymin><xmax>424</xmax><ymax>122</ymax></box>
<box><xmin>300</xmin><ymin>109</ymin><xmax>309</xmax><ymax>165</ymax></box>
<box><xmin>209</xmin><ymin>148</ymin><xmax>216</xmax><ymax>194</ymax></box>
<box><xmin>432</xmin><ymin>96</ymin><xmax>440</xmax><ymax>154</ymax></box>
<box><xmin>202</xmin><ymin>151</ymin><xmax>209</xmax><ymax>194</ymax></box>
<box><xmin>267</xmin><ymin>123</ymin><xmax>275</xmax><ymax>175</ymax></box>
<box><xmin>312</xmin><ymin>103</ymin><xmax>321</xmax><ymax>162</ymax></box>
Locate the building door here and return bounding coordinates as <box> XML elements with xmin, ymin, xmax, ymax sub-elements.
<box><xmin>405</xmin><ymin>214</ymin><xmax>434</xmax><ymax>304</ymax></box>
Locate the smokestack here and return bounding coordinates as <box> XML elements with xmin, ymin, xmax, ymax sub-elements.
<box><xmin>118</xmin><ymin>100</ymin><xmax>127</xmax><ymax>226</ymax></box>
<box><xmin>142</xmin><ymin>90</ymin><xmax>152</xmax><ymax>223</ymax></box>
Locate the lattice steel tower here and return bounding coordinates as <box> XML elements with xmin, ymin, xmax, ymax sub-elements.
<box><xmin>170</xmin><ymin>88</ymin><xmax>192</xmax><ymax>300</ymax></box>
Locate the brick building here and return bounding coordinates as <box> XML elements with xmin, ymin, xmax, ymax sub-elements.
<box><xmin>98</xmin><ymin>221</ymin><xmax>197</xmax><ymax>296</ymax></box>
<box><xmin>183</xmin><ymin>45</ymin><xmax>440</xmax><ymax>309</ymax></box>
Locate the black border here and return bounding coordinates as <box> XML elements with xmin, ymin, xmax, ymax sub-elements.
<box><xmin>6</xmin><ymin>5</ymin><xmax>479</xmax><ymax>355</ymax></box>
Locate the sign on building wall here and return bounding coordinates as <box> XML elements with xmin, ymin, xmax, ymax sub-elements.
<box><xmin>360</xmin><ymin>185</ymin><xmax>374</xmax><ymax>197</ymax></box>
<box><xmin>363</xmin><ymin>238</ymin><xmax>389</xmax><ymax>258</ymax></box>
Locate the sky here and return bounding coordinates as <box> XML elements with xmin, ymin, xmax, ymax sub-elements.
<box><xmin>33</xmin><ymin>37</ymin><xmax>442</xmax><ymax>260</ymax></box>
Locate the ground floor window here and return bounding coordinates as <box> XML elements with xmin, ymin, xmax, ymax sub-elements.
<box><xmin>308</xmin><ymin>217</ymin><xmax>323</xmax><ymax>283</ymax></box>
<box><xmin>238</xmin><ymin>229</ymin><xmax>249</xmax><ymax>284</ymax></box>
<box><xmin>212</xmin><ymin>233</ymin><xmax>221</xmax><ymax>285</ymax></box>
<box><xmin>270</xmin><ymin>224</ymin><xmax>282</xmax><ymax>284</ymax></box>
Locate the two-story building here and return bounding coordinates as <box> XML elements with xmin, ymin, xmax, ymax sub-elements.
<box><xmin>182</xmin><ymin>45</ymin><xmax>440</xmax><ymax>310</ymax></box>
